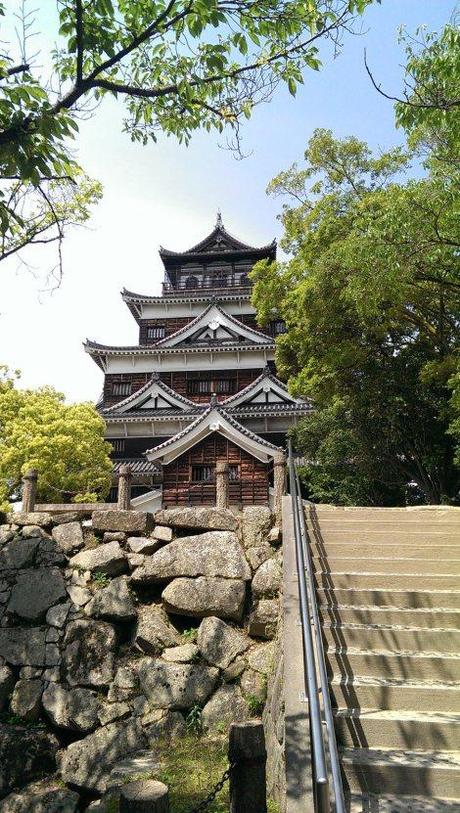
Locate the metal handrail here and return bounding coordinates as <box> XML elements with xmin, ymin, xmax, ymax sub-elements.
<box><xmin>287</xmin><ymin>440</ymin><xmax>346</xmax><ymax>813</ymax></box>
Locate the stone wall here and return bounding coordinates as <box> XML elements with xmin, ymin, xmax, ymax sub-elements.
<box><xmin>0</xmin><ymin>504</ymin><xmax>282</xmax><ymax>811</ymax></box>
<box><xmin>263</xmin><ymin>597</ymin><xmax>286</xmax><ymax>810</ymax></box>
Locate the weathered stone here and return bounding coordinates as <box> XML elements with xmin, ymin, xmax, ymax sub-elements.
<box><xmin>66</xmin><ymin>585</ymin><xmax>91</xmax><ymax>607</ymax></box>
<box><xmin>0</xmin><ymin>529</ymin><xmax>13</xmax><ymax>545</ymax></box>
<box><xmin>52</xmin><ymin>512</ymin><xmax>81</xmax><ymax>525</ymax></box>
<box><xmin>92</xmin><ymin>510</ymin><xmax>152</xmax><ymax>535</ymax></box>
<box><xmin>247</xmin><ymin>643</ymin><xmax>275</xmax><ymax>675</ymax></box>
<box><xmin>142</xmin><ymin>708</ymin><xmax>186</xmax><ymax>740</ymax></box>
<box><xmin>19</xmin><ymin>666</ymin><xmax>42</xmax><ymax>679</ymax></box>
<box><xmin>132</xmin><ymin>695</ymin><xmax>149</xmax><ymax>717</ymax></box>
<box><xmin>127</xmin><ymin>536</ymin><xmax>162</xmax><ymax>555</ymax></box>
<box><xmin>107</xmin><ymin>666</ymin><xmax>138</xmax><ymax>702</ymax></box>
<box><xmin>85</xmin><ymin>576</ymin><xmax>136</xmax><ymax>621</ymax></box>
<box><xmin>98</xmin><ymin>701</ymin><xmax>131</xmax><ymax>726</ymax></box>
<box><xmin>0</xmin><ymin>628</ymin><xmax>46</xmax><ymax>666</ymax></box>
<box><xmin>0</xmin><ymin>665</ymin><xmax>14</xmax><ymax>711</ymax></box>
<box><xmin>155</xmin><ymin>506</ymin><xmax>238</xmax><ymax>531</ymax></box>
<box><xmin>241</xmin><ymin>506</ymin><xmax>272</xmax><ymax>549</ymax></box>
<box><xmin>240</xmin><ymin>668</ymin><xmax>267</xmax><ymax>702</ymax></box>
<box><xmin>127</xmin><ymin>553</ymin><xmax>145</xmax><ymax>569</ymax></box>
<box><xmin>42</xmin><ymin>683</ymin><xmax>100</xmax><ymax>732</ymax></box>
<box><xmin>45</xmin><ymin>644</ymin><xmax>61</xmax><ymax>667</ymax></box>
<box><xmin>132</xmin><ymin>531</ymin><xmax>250</xmax><ymax>583</ymax></box>
<box><xmin>252</xmin><ymin>556</ymin><xmax>282</xmax><ymax>598</ymax></box>
<box><xmin>0</xmin><ymin>539</ymin><xmax>38</xmax><ymax>570</ymax></box>
<box><xmin>69</xmin><ymin>569</ymin><xmax>91</xmax><ymax>586</ymax></box>
<box><xmin>8</xmin><ymin>569</ymin><xmax>66</xmax><ymax>621</ymax></box>
<box><xmin>51</xmin><ymin>522</ymin><xmax>84</xmax><ymax>554</ymax></box>
<box><xmin>0</xmin><ymin>724</ymin><xmax>59</xmax><ymax>795</ymax></box>
<box><xmin>118</xmin><ymin>781</ymin><xmax>169</xmax><ymax>810</ymax></box>
<box><xmin>10</xmin><ymin>679</ymin><xmax>42</xmax><ymax>721</ymax></box>
<box><xmin>108</xmin><ymin>750</ymin><xmax>161</xmax><ymax>790</ymax></box>
<box><xmin>162</xmin><ymin>643</ymin><xmax>199</xmax><ymax>663</ymax></box>
<box><xmin>137</xmin><ymin>659</ymin><xmax>218</xmax><ymax>710</ymax></box>
<box><xmin>248</xmin><ymin>600</ymin><xmax>279</xmax><ymax>639</ymax></box>
<box><xmin>42</xmin><ymin>668</ymin><xmax>60</xmax><ymax>682</ymax></box>
<box><xmin>162</xmin><ymin>577</ymin><xmax>246</xmax><ymax>622</ymax></box>
<box><xmin>246</xmin><ymin>546</ymin><xmax>273</xmax><ymax>572</ymax></box>
<box><xmin>134</xmin><ymin>605</ymin><xmax>181</xmax><ymax>655</ymax></box>
<box><xmin>46</xmin><ymin>602</ymin><xmax>70</xmax><ymax>629</ymax></box>
<box><xmin>103</xmin><ymin>532</ymin><xmax>126</xmax><ymax>543</ymax></box>
<box><xmin>152</xmin><ymin>525</ymin><xmax>173</xmax><ymax>542</ymax></box>
<box><xmin>35</xmin><ymin>540</ymin><xmax>67</xmax><ymax>568</ymax></box>
<box><xmin>268</xmin><ymin>526</ymin><xmax>281</xmax><ymax>544</ymax></box>
<box><xmin>21</xmin><ymin>525</ymin><xmax>46</xmax><ymax>538</ymax></box>
<box><xmin>0</xmin><ymin>781</ymin><xmax>79</xmax><ymax>813</ymax></box>
<box><xmin>46</xmin><ymin>628</ymin><xmax>60</xmax><ymax>643</ymax></box>
<box><xmin>222</xmin><ymin>656</ymin><xmax>246</xmax><ymax>682</ymax></box>
<box><xmin>63</xmin><ymin>619</ymin><xmax>115</xmax><ymax>687</ymax></box>
<box><xmin>197</xmin><ymin>617</ymin><xmax>250</xmax><ymax>669</ymax></box>
<box><xmin>201</xmin><ymin>685</ymin><xmax>249</xmax><ymax>734</ymax></box>
<box><xmin>59</xmin><ymin>719</ymin><xmax>147</xmax><ymax>793</ymax></box>
<box><xmin>69</xmin><ymin>542</ymin><xmax>127</xmax><ymax>576</ymax></box>
<box><xmin>7</xmin><ymin>512</ymin><xmax>52</xmax><ymax>528</ymax></box>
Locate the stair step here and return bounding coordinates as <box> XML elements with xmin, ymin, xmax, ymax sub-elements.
<box><xmin>313</xmin><ymin>557</ymin><xmax>460</xmax><ymax>575</ymax></box>
<box><xmin>312</xmin><ymin>544</ymin><xmax>460</xmax><ymax>559</ymax></box>
<box><xmin>320</xmin><ymin>606</ymin><xmax>460</xmax><ymax>629</ymax></box>
<box><xmin>330</xmin><ymin>675</ymin><xmax>460</xmax><ymax>713</ymax></box>
<box><xmin>317</xmin><ymin>572</ymin><xmax>460</xmax><ymax>590</ymax></box>
<box><xmin>323</xmin><ymin>623</ymin><xmax>460</xmax><ymax>655</ymax></box>
<box><xmin>347</xmin><ymin>793</ymin><xmax>460</xmax><ymax>812</ymax></box>
<box><xmin>326</xmin><ymin>649</ymin><xmax>460</xmax><ymax>683</ymax></box>
<box><xmin>316</xmin><ymin>588</ymin><xmax>460</xmax><ymax>610</ymax></box>
<box><xmin>341</xmin><ymin>748</ymin><xmax>460</xmax><ymax>798</ymax></box>
<box><xmin>334</xmin><ymin>709</ymin><xmax>460</xmax><ymax>750</ymax></box>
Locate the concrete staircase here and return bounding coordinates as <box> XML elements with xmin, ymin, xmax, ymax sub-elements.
<box><xmin>305</xmin><ymin>505</ymin><xmax>460</xmax><ymax>812</ymax></box>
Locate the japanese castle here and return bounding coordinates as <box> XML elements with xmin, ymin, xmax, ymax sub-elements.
<box><xmin>85</xmin><ymin>214</ymin><xmax>312</xmax><ymax>508</ymax></box>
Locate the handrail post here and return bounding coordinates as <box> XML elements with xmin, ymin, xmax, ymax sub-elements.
<box><xmin>229</xmin><ymin>721</ymin><xmax>267</xmax><ymax>813</ymax></box>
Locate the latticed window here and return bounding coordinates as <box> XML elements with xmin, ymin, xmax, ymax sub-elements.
<box><xmin>187</xmin><ymin>379</ymin><xmax>235</xmax><ymax>395</ymax></box>
<box><xmin>191</xmin><ymin>465</ymin><xmax>214</xmax><ymax>482</ymax></box>
<box><xmin>113</xmin><ymin>382</ymin><xmax>131</xmax><ymax>396</ymax></box>
<box><xmin>111</xmin><ymin>439</ymin><xmax>125</xmax><ymax>453</ymax></box>
<box><xmin>271</xmin><ymin>319</ymin><xmax>287</xmax><ymax>335</ymax></box>
<box><xmin>147</xmin><ymin>326</ymin><xmax>166</xmax><ymax>340</ymax></box>
<box><xmin>229</xmin><ymin>464</ymin><xmax>240</xmax><ymax>481</ymax></box>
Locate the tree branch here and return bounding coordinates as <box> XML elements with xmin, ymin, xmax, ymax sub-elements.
<box><xmin>75</xmin><ymin>0</ymin><xmax>84</xmax><ymax>84</ymax></box>
<box><xmin>364</xmin><ymin>49</ymin><xmax>460</xmax><ymax>111</ymax></box>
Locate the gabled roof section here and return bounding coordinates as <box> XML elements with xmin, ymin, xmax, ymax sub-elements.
<box><xmin>160</xmin><ymin>213</ymin><xmax>276</xmax><ymax>259</ymax></box>
<box><xmin>154</xmin><ymin>303</ymin><xmax>273</xmax><ymax>348</ymax></box>
<box><xmin>100</xmin><ymin>374</ymin><xmax>198</xmax><ymax>415</ymax></box>
<box><xmin>146</xmin><ymin>403</ymin><xmax>282</xmax><ymax>465</ymax></box>
<box><xmin>224</xmin><ymin>368</ymin><xmax>312</xmax><ymax>410</ymax></box>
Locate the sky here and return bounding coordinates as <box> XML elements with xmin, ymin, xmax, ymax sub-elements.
<box><xmin>1</xmin><ymin>0</ymin><xmax>456</xmax><ymax>403</ymax></box>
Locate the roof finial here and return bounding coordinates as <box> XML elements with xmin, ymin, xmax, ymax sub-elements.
<box><xmin>216</xmin><ymin>209</ymin><xmax>223</xmax><ymax>227</ymax></box>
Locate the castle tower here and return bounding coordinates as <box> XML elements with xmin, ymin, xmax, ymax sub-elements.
<box><xmin>84</xmin><ymin>215</ymin><xmax>311</xmax><ymax>507</ymax></box>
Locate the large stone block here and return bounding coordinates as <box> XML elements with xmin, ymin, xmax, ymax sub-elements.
<box><xmin>154</xmin><ymin>506</ymin><xmax>238</xmax><ymax>531</ymax></box>
<box><xmin>85</xmin><ymin>576</ymin><xmax>136</xmax><ymax>621</ymax></box>
<box><xmin>162</xmin><ymin>577</ymin><xmax>246</xmax><ymax>622</ymax></box>
<box><xmin>92</xmin><ymin>510</ymin><xmax>152</xmax><ymax>535</ymax></box>
<box><xmin>7</xmin><ymin>512</ymin><xmax>52</xmax><ymax>528</ymax></box>
<box><xmin>197</xmin><ymin>617</ymin><xmax>250</xmax><ymax>669</ymax></box>
<box><xmin>0</xmin><ymin>666</ymin><xmax>15</xmax><ymax>712</ymax></box>
<box><xmin>201</xmin><ymin>685</ymin><xmax>249</xmax><ymax>734</ymax></box>
<box><xmin>131</xmin><ymin>531</ymin><xmax>250</xmax><ymax>584</ymax></box>
<box><xmin>69</xmin><ymin>542</ymin><xmax>127</xmax><ymax>576</ymax></box>
<box><xmin>59</xmin><ymin>719</ymin><xmax>147</xmax><ymax>793</ymax></box>
<box><xmin>134</xmin><ymin>605</ymin><xmax>181</xmax><ymax>655</ymax></box>
<box><xmin>248</xmin><ymin>600</ymin><xmax>279</xmax><ymax>640</ymax></box>
<box><xmin>0</xmin><ymin>781</ymin><xmax>79</xmax><ymax>813</ymax></box>
<box><xmin>241</xmin><ymin>506</ymin><xmax>272</xmax><ymax>549</ymax></box>
<box><xmin>8</xmin><ymin>569</ymin><xmax>67</xmax><ymax>621</ymax></box>
<box><xmin>251</xmin><ymin>555</ymin><xmax>282</xmax><ymax>598</ymax></box>
<box><xmin>0</xmin><ymin>724</ymin><xmax>59</xmax><ymax>796</ymax></box>
<box><xmin>137</xmin><ymin>659</ymin><xmax>218</xmax><ymax>710</ymax></box>
<box><xmin>0</xmin><ymin>539</ymin><xmax>39</xmax><ymax>571</ymax></box>
<box><xmin>63</xmin><ymin>619</ymin><xmax>116</xmax><ymax>687</ymax></box>
<box><xmin>42</xmin><ymin>683</ymin><xmax>100</xmax><ymax>732</ymax></box>
<box><xmin>10</xmin><ymin>679</ymin><xmax>42</xmax><ymax>721</ymax></box>
<box><xmin>0</xmin><ymin>628</ymin><xmax>46</xmax><ymax>667</ymax></box>
<box><xmin>51</xmin><ymin>522</ymin><xmax>84</xmax><ymax>554</ymax></box>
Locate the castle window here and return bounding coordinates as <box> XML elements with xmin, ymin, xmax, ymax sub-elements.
<box><xmin>147</xmin><ymin>326</ymin><xmax>166</xmax><ymax>340</ymax></box>
<box><xmin>187</xmin><ymin>379</ymin><xmax>235</xmax><ymax>395</ymax></box>
<box><xmin>272</xmin><ymin>319</ymin><xmax>287</xmax><ymax>335</ymax></box>
<box><xmin>185</xmin><ymin>275</ymin><xmax>199</xmax><ymax>289</ymax></box>
<box><xmin>113</xmin><ymin>382</ymin><xmax>132</xmax><ymax>397</ymax></box>
<box><xmin>215</xmin><ymin>379</ymin><xmax>233</xmax><ymax>394</ymax></box>
<box><xmin>229</xmin><ymin>464</ymin><xmax>240</xmax><ymax>481</ymax></box>
<box><xmin>111</xmin><ymin>439</ymin><xmax>125</xmax><ymax>453</ymax></box>
<box><xmin>192</xmin><ymin>465</ymin><xmax>214</xmax><ymax>482</ymax></box>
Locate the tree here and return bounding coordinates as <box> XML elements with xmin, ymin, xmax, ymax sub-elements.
<box><xmin>0</xmin><ymin>366</ymin><xmax>113</xmax><ymax>510</ymax></box>
<box><xmin>0</xmin><ymin>0</ymin><xmax>374</xmax><ymax>275</ymax></box>
<box><xmin>251</xmin><ymin>129</ymin><xmax>460</xmax><ymax>504</ymax></box>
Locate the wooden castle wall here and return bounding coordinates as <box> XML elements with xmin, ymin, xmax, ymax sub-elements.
<box><xmin>162</xmin><ymin>435</ymin><xmax>269</xmax><ymax>506</ymax></box>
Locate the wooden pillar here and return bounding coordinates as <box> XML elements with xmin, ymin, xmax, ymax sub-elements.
<box><xmin>229</xmin><ymin>721</ymin><xmax>267</xmax><ymax>813</ymax></box>
<box><xmin>215</xmin><ymin>459</ymin><xmax>229</xmax><ymax>509</ymax></box>
<box><xmin>120</xmin><ymin>780</ymin><xmax>169</xmax><ymax>812</ymax></box>
<box><xmin>22</xmin><ymin>469</ymin><xmax>38</xmax><ymax>513</ymax></box>
<box><xmin>273</xmin><ymin>451</ymin><xmax>286</xmax><ymax>526</ymax></box>
<box><xmin>117</xmin><ymin>464</ymin><xmax>132</xmax><ymax>510</ymax></box>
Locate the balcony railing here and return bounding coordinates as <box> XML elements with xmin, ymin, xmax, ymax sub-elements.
<box><xmin>162</xmin><ymin>280</ymin><xmax>252</xmax><ymax>296</ymax></box>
